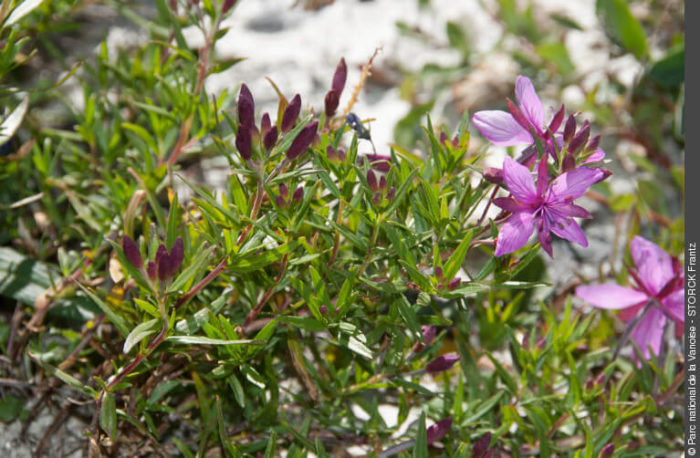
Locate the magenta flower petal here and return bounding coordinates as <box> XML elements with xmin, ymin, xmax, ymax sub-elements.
<box><xmin>630</xmin><ymin>307</ymin><xmax>666</xmax><ymax>360</ymax></box>
<box><xmin>536</xmin><ymin>217</ymin><xmax>553</xmax><ymax>257</ymax></box>
<box><xmin>631</xmin><ymin>236</ymin><xmax>674</xmax><ymax>296</ymax></box>
<box><xmin>583</xmin><ymin>148</ymin><xmax>606</xmax><ymax>164</ymax></box>
<box><xmin>549</xmin><ymin>202</ymin><xmax>592</xmax><ymax>219</ymax></box>
<box><xmin>472</xmin><ymin>111</ymin><xmax>532</xmax><ymax>146</ymax></box>
<box><xmin>502</xmin><ymin>157</ymin><xmax>537</xmax><ymax>203</ymax></box>
<box><xmin>550</xmin><ymin>217</ymin><xmax>588</xmax><ymax>247</ymax></box>
<box><xmin>493</xmin><ymin>197</ymin><xmax>529</xmax><ymax>213</ymax></box>
<box><xmin>662</xmin><ymin>288</ymin><xmax>684</xmax><ymax>323</ymax></box>
<box><xmin>549</xmin><ymin>166</ymin><xmax>605</xmax><ymax>201</ymax></box>
<box><xmin>494</xmin><ymin>211</ymin><xmax>534</xmax><ymax>256</ymax></box>
<box><xmin>515</xmin><ymin>76</ymin><xmax>544</xmax><ymax>132</ymax></box>
<box><xmin>576</xmin><ymin>284</ymin><xmax>649</xmax><ymax>310</ymax></box>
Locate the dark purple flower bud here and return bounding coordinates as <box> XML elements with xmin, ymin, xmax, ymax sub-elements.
<box><xmin>168</xmin><ymin>236</ymin><xmax>184</xmax><ymax>278</ymax></box>
<box><xmin>366</xmin><ymin>154</ymin><xmax>392</xmax><ymax>173</ymax></box>
<box><xmin>586</xmin><ymin>134</ymin><xmax>601</xmax><ymax>153</ymax></box>
<box><xmin>379</xmin><ymin>175</ymin><xmax>387</xmax><ymax>191</ymax></box>
<box><xmin>386</xmin><ymin>186</ymin><xmax>395</xmax><ymax>201</ymax></box>
<box><xmin>326</xmin><ymin>145</ymin><xmax>337</xmax><ymax>160</ymax></box>
<box><xmin>440</xmin><ymin>131</ymin><xmax>449</xmax><ymax>145</ymax></box>
<box><xmin>548</xmin><ymin>104</ymin><xmax>565</xmax><ymax>133</ymax></box>
<box><xmin>147</xmin><ymin>261</ymin><xmax>157</xmax><ymax>281</ymax></box>
<box><xmin>584</xmin><ymin>378</ymin><xmax>595</xmax><ymax>390</ymax></box>
<box><xmin>448</xmin><ymin>277</ymin><xmax>461</xmax><ymax>290</ymax></box>
<box><xmin>471</xmin><ymin>432</ymin><xmax>492</xmax><ymax>458</ymax></box>
<box><xmin>421</xmin><ymin>325</ymin><xmax>437</xmax><ymax>346</ymax></box>
<box><xmin>279</xmin><ymin>183</ymin><xmax>289</xmax><ymax>198</ymax></box>
<box><xmin>595</xmin><ymin>372</ymin><xmax>606</xmax><ymax>386</ymax></box>
<box><xmin>371</xmin><ymin>192</ymin><xmax>382</xmax><ymax>205</ymax></box>
<box><xmin>237</xmin><ymin>84</ymin><xmax>255</xmax><ymax>128</ymax></box>
<box><xmin>563</xmin><ymin>114</ymin><xmax>576</xmax><ymax>143</ymax></box>
<box><xmin>426</xmin><ymin>417</ymin><xmax>452</xmax><ymax>443</ymax></box>
<box><xmin>562</xmin><ymin>153</ymin><xmax>576</xmax><ymax>172</ymax></box>
<box><xmin>156</xmin><ymin>244</ymin><xmax>169</xmax><ymax>281</ymax></box>
<box><xmin>286</xmin><ymin>121</ymin><xmax>318</xmax><ymax>160</ymax></box>
<box><xmin>451</xmin><ymin>135</ymin><xmax>460</xmax><ymax>148</ymax></box>
<box><xmin>324</xmin><ymin>90</ymin><xmax>339</xmax><ymax>118</ymax></box>
<box><xmin>568</xmin><ymin>121</ymin><xmax>590</xmax><ymax>155</ymax></box>
<box><xmin>222</xmin><ymin>0</ymin><xmax>237</xmax><ymax>13</ymax></box>
<box><xmin>275</xmin><ymin>195</ymin><xmax>287</xmax><ymax>208</ymax></box>
<box><xmin>263</xmin><ymin>126</ymin><xmax>278</xmax><ymax>151</ymax></box>
<box><xmin>292</xmin><ymin>186</ymin><xmax>303</xmax><ymax>204</ymax></box>
<box><xmin>506</xmin><ymin>98</ymin><xmax>532</xmax><ymax>133</ymax></box>
<box><xmin>122</xmin><ymin>235</ymin><xmax>143</xmax><ymax>269</ymax></box>
<box><xmin>235</xmin><ymin>125</ymin><xmax>252</xmax><ymax>161</ymax></box>
<box><xmin>483</xmin><ymin>167</ymin><xmax>503</xmax><ymax>184</ymax></box>
<box><xmin>600</xmin><ymin>443</ymin><xmax>615</xmax><ymax>458</ymax></box>
<box><xmin>319</xmin><ymin>305</ymin><xmax>328</xmax><ymax>315</ymax></box>
<box><xmin>260</xmin><ymin>113</ymin><xmax>271</xmax><ymax>136</ymax></box>
<box><xmin>426</xmin><ymin>353</ymin><xmax>459</xmax><ymax>373</ymax></box>
<box><xmin>331</xmin><ymin>58</ymin><xmax>347</xmax><ymax>96</ymax></box>
<box><xmin>337</xmin><ymin>148</ymin><xmax>347</xmax><ymax>162</ymax></box>
<box><xmin>367</xmin><ymin>169</ymin><xmax>378</xmax><ymax>191</ymax></box>
<box><xmin>281</xmin><ymin>94</ymin><xmax>301</xmax><ymax>133</ymax></box>
<box><xmin>434</xmin><ymin>266</ymin><xmax>443</xmax><ymax>279</ymax></box>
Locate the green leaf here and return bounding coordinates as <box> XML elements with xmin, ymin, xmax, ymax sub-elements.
<box><xmin>413</xmin><ymin>412</ymin><xmax>428</xmax><ymax>458</ymax></box>
<box><xmin>596</xmin><ymin>0</ymin><xmax>648</xmax><ymax>59</ymax></box>
<box><xmin>649</xmin><ymin>45</ymin><xmax>684</xmax><ymax>88</ymax></box>
<box><xmin>123</xmin><ymin>319</ymin><xmax>160</xmax><ymax>354</ymax></box>
<box><xmin>444</xmin><ymin>228</ymin><xmax>475</xmax><ymax>281</ymax></box>
<box><xmin>100</xmin><ymin>392</ymin><xmax>117</xmax><ymax>438</ymax></box>
<box><xmin>166</xmin><ymin>336</ymin><xmax>263</xmax><ymax>346</ymax></box>
<box><xmin>278</xmin><ymin>316</ymin><xmax>325</xmax><ymax>332</ymax></box>
<box><xmin>167</xmin><ymin>245</ymin><xmax>217</xmax><ymax>294</ymax></box>
<box><xmin>0</xmin><ymin>395</ymin><xmax>24</xmax><ymax>423</ymax></box>
<box><xmin>0</xmin><ymin>247</ymin><xmax>56</xmax><ymax>305</ymax></box>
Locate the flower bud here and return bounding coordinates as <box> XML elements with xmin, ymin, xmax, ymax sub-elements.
<box><xmin>440</xmin><ymin>131</ymin><xmax>449</xmax><ymax>145</ymax></box>
<box><xmin>472</xmin><ymin>432</ymin><xmax>492</xmax><ymax>458</ymax></box>
<box><xmin>235</xmin><ymin>125</ymin><xmax>252</xmax><ymax>161</ymax></box>
<box><xmin>563</xmin><ymin>114</ymin><xmax>576</xmax><ymax>143</ymax></box>
<box><xmin>367</xmin><ymin>169</ymin><xmax>378</xmax><ymax>191</ymax></box>
<box><xmin>274</xmin><ymin>194</ymin><xmax>286</xmax><ymax>208</ymax></box>
<box><xmin>260</xmin><ymin>112</ymin><xmax>271</xmax><ymax>136</ymax></box>
<box><xmin>156</xmin><ymin>244</ymin><xmax>169</xmax><ymax>281</ymax></box>
<box><xmin>426</xmin><ymin>417</ymin><xmax>452</xmax><ymax>443</ymax></box>
<box><xmin>337</xmin><ymin>148</ymin><xmax>347</xmax><ymax>162</ymax></box>
<box><xmin>421</xmin><ymin>325</ymin><xmax>437</xmax><ymax>346</ymax></box>
<box><xmin>447</xmin><ymin>277</ymin><xmax>461</xmax><ymax>290</ymax></box>
<box><xmin>237</xmin><ymin>84</ymin><xmax>255</xmax><ymax>128</ymax></box>
<box><xmin>568</xmin><ymin>121</ymin><xmax>590</xmax><ymax>155</ymax></box>
<box><xmin>324</xmin><ymin>90</ymin><xmax>339</xmax><ymax>118</ymax></box>
<box><xmin>366</xmin><ymin>154</ymin><xmax>391</xmax><ymax>173</ymax></box>
<box><xmin>586</xmin><ymin>134</ymin><xmax>601</xmax><ymax>153</ymax></box>
<box><xmin>426</xmin><ymin>353</ymin><xmax>459</xmax><ymax>373</ymax></box>
<box><xmin>281</xmin><ymin>94</ymin><xmax>301</xmax><ymax>133</ymax></box>
<box><xmin>379</xmin><ymin>175</ymin><xmax>387</xmax><ymax>191</ymax></box>
<box><xmin>548</xmin><ymin>104</ymin><xmax>565</xmax><ymax>133</ymax></box>
<box><xmin>279</xmin><ymin>183</ymin><xmax>289</xmax><ymax>199</ymax></box>
<box><xmin>483</xmin><ymin>167</ymin><xmax>504</xmax><ymax>184</ymax></box>
<box><xmin>600</xmin><ymin>443</ymin><xmax>615</xmax><ymax>458</ymax></box>
<box><xmin>331</xmin><ymin>57</ymin><xmax>347</xmax><ymax>96</ymax></box>
<box><xmin>122</xmin><ymin>235</ymin><xmax>143</xmax><ymax>269</ymax></box>
<box><xmin>562</xmin><ymin>153</ymin><xmax>576</xmax><ymax>172</ymax></box>
<box><xmin>286</xmin><ymin>121</ymin><xmax>318</xmax><ymax>160</ymax></box>
<box><xmin>168</xmin><ymin>236</ymin><xmax>184</xmax><ymax>278</ymax></box>
<box><xmin>386</xmin><ymin>186</ymin><xmax>395</xmax><ymax>201</ymax></box>
<box><xmin>222</xmin><ymin>0</ymin><xmax>236</xmax><ymax>13</ymax></box>
<box><xmin>147</xmin><ymin>261</ymin><xmax>157</xmax><ymax>281</ymax></box>
<box><xmin>292</xmin><ymin>186</ymin><xmax>304</xmax><ymax>204</ymax></box>
<box><xmin>434</xmin><ymin>266</ymin><xmax>443</xmax><ymax>279</ymax></box>
<box><xmin>263</xmin><ymin>126</ymin><xmax>278</xmax><ymax>151</ymax></box>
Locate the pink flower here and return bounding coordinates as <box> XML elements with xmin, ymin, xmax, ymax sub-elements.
<box><xmin>473</xmin><ymin>76</ymin><xmax>563</xmax><ymax>148</ymax></box>
<box><xmin>576</xmin><ymin>236</ymin><xmax>684</xmax><ymax>361</ymax></box>
<box><xmin>494</xmin><ymin>156</ymin><xmax>604</xmax><ymax>257</ymax></box>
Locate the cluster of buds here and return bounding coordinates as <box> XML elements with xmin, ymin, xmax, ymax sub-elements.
<box><xmin>325</xmin><ymin>145</ymin><xmax>347</xmax><ymax>163</ymax></box>
<box><xmin>439</xmin><ymin>131</ymin><xmax>461</xmax><ymax>149</ymax></box>
<box><xmin>122</xmin><ymin>235</ymin><xmax>184</xmax><ymax>285</ymax></box>
<box><xmin>274</xmin><ymin>183</ymin><xmax>303</xmax><ymax>208</ymax></box>
<box><xmin>361</xmin><ymin>153</ymin><xmax>395</xmax><ymax>205</ymax></box>
<box><xmin>433</xmin><ymin>265</ymin><xmax>462</xmax><ymax>291</ymax></box>
<box><xmin>324</xmin><ymin>58</ymin><xmax>347</xmax><ymax>118</ymax></box>
<box><xmin>560</xmin><ymin>115</ymin><xmax>603</xmax><ymax>172</ymax></box>
<box><xmin>234</xmin><ymin>84</ymin><xmax>318</xmax><ymax>162</ymax></box>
